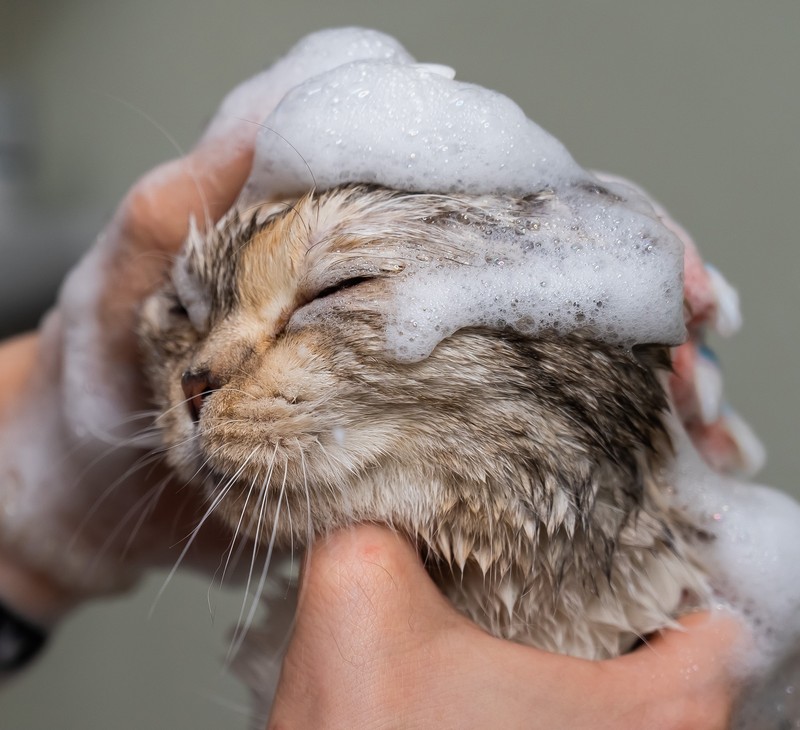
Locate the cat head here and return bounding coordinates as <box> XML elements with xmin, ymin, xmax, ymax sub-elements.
<box><xmin>139</xmin><ymin>184</ymin><xmax>672</xmax><ymax>555</ymax></box>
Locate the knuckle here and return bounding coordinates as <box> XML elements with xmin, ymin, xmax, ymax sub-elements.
<box><xmin>119</xmin><ymin>177</ymin><xmax>167</xmax><ymax>244</ymax></box>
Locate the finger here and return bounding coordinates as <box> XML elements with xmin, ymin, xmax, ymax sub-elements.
<box><xmin>611</xmin><ymin>608</ymin><xmax>747</xmax><ymax>716</ymax></box>
<box><xmin>110</xmin><ymin>58</ymin><xmax>297</xmax><ymax>258</ymax></box>
<box><xmin>629</xmin><ymin>610</ymin><xmax>745</xmax><ymax>666</ymax></box>
<box><xmin>269</xmin><ymin>526</ymin><xmax>471</xmax><ymax>725</ymax></box>
<box><xmin>293</xmin><ymin>524</ymin><xmax>462</xmax><ymax>650</ymax></box>
<box><xmin>0</xmin><ymin>333</ymin><xmax>39</xmax><ymax>415</ymax></box>
<box><xmin>597</xmin><ymin>611</ymin><xmax>746</xmax><ymax>729</ymax></box>
<box><xmin>115</xmin><ymin>142</ymin><xmax>255</xmax><ymax>256</ymax></box>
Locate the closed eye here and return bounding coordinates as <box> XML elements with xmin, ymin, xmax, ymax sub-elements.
<box><xmin>315</xmin><ymin>276</ymin><xmax>374</xmax><ymax>300</ymax></box>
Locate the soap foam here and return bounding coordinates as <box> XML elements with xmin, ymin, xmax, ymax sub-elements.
<box><xmin>244</xmin><ymin>60</ymin><xmax>584</xmax><ymax>200</ymax></box>
<box><xmin>244</xmin><ymin>39</ymin><xmax>686</xmax><ymax>354</ymax></box>
<box><xmin>668</xmin><ymin>422</ymin><xmax>800</xmax><ymax>727</ymax></box>
<box><xmin>382</xmin><ymin>186</ymin><xmax>685</xmax><ymax>361</ymax></box>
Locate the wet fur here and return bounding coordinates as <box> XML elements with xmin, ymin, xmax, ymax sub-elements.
<box><xmin>139</xmin><ymin>184</ymin><xmax>708</xmax><ymax>708</ymax></box>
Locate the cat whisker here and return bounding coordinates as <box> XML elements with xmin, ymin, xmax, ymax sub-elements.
<box><xmin>121</xmin><ymin>474</ymin><xmax>173</xmax><ymax>560</ymax></box>
<box><xmin>149</xmin><ymin>446</ymin><xmax>260</xmax><ymax>616</ymax></box>
<box><xmin>228</xmin><ymin>456</ymin><xmax>287</xmax><ymax>665</ymax></box>
<box><xmin>181</xmin><ymin>441</ymin><xmax>239</xmax><ymax>502</ymax></box>
<box><xmin>103</xmin><ymin>94</ymin><xmax>219</xmax><ymax>233</ymax></box>
<box><xmin>88</xmin><ymin>473</ymin><xmax>171</xmax><ymax>574</ymax></box>
<box><xmin>216</xmin><ymin>496</ymin><xmax>264</xmax><ymax>605</ymax></box>
<box><xmin>67</xmin><ymin>447</ymin><xmax>169</xmax><ymax>551</ymax></box>
<box><xmin>208</xmin><ymin>462</ymin><xmax>261</xmax><ymax>619</ymax></box>
<box><xmin>155</xmin><ymin>429</ymin><xmax>203</xmax><ymax>454</ymax></box>
<box><xmin>228</xmin><ymin>443</ymin><xmax>279</xmax><ymax>660</ymax></box>
<box><xmin>233</xmin><ymin>117</ymin><xmax>318</xmax><ymax>193</ymax></box>
<box><xmin>155</xmin><ymin>395</ymin><xmax>206</xmax><ymax>422</ymax></box>
<box><xmin>296</xmin><ymin>441</ymin><xmax>314</xmax><ymax>602</ymax></box>
<box><xmin>73</xmin><ymin>409</ymin><xmax>163</xmax><ymax>443</ymax></box>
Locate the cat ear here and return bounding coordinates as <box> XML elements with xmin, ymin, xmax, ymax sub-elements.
<box><xmin>171</xmin><ymin>216</ymin><xmax>212</xmax><ymax>334</ymax></box>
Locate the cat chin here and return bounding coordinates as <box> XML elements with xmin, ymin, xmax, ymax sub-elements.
<box><xmin>195</xmin><ymin>457</ymin><xmax>709</xmax><ymax>665</ymax></box>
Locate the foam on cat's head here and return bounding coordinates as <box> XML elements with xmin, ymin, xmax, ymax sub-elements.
<box><xmin>241</xmin><ymin>29</ymin><xmax>686</xmax><ymax>358</ymax></box>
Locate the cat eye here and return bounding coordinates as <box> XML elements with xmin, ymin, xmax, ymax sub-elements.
<box><xmin>315</xmin><ymin>276</ymin><xmax>373</xmax><ymax>300</ymax></box>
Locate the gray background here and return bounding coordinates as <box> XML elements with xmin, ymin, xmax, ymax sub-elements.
<box><xmin>1</xmin><ymin>0</ymin><xmax>798</xmax><ymax>727</ymax></box>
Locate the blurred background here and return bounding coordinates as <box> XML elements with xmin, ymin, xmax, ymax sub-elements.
<box><xmin>1</xmin><ymin>0</ymin><xmax>798</xmax><ymax>727</ymax></box>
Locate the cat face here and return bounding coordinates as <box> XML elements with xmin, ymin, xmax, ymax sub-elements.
<box><xmin>139</xmin><ymin>185</ymin><xmax>670</xmax><ymax>554</ymax></box>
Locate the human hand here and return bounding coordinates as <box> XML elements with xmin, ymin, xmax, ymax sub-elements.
<box><xmin>268</xmin><ymin>525</ymin><xmax>742</xmax><ymax>730</ymax></box>
<box><xmin>0</xmin><ymin>71</ymin><xmax>272</xmax><ymax>623</ymax></box>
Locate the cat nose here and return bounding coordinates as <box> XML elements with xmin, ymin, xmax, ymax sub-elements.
<box><xmin>181</xmin><ymin>368</ymin><xmax>221</xmax><ymax>423</ymax></box>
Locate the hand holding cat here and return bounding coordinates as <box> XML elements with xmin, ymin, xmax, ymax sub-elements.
<box><xmin>269</xmin><ymin>525</ymin><xmax>741</xmax><ymax>730</ymax></box>
<box><xmin>0</xmin><ymin>70</ymin><xmax>281</xmax><ymax>621</ymax></box>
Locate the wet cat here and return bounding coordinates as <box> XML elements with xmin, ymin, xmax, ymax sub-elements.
<box><xmin>139</xmin><ymin>183</ymin><xmax>707</xmax><ymax>672</ymax></box>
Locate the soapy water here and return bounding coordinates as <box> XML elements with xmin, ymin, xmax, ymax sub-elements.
<box><xmin>234</xmin><ymin>27</ymin><xmax>798</xmax><ymax>725</ymax></box>
<box><xmin>668</xmin><ymin>423</ymin><xmax>800</xmax><ymax>726</ymax></box>
<box><xmin>384</xmin><ymin>185</ymin><xmax>685</xmax><ymax>362</ymax></box>
<box><xmin>243</xmin><ymin>45</ymin><xmax>688</xmax><ymax>359</ymax></box>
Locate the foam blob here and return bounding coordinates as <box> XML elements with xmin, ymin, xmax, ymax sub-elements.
<box><xmin>243</xmin><ymin>30</ymin><xmax>686</xmax><ymax>354</ymax></box>
<box><xmin>382</xmin><ymin>186</ymin><xmax>686</xmax><ymax>361</ymax></box>
<box><xmin>245</xmin><ymin>60</ymin><xmax>583</xmax><ymax>199</ymax></box>
<box><xmin>667</xmin><ymin>422</ymin><xmax>800</xmax><ymax>726</ymax></box>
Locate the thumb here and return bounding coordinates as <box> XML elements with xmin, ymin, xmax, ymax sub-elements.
<box><xmin>626</xmin><ymin>609</ymin><xmax>746</xmax><ymax>672</ymax></box>
<box><xmin>268</xmin><ymin>524</ymin><xmax>468</xmax><ymax>727</ymax></box>
<box><xmin>290</xmin><ymin>523</ymin><xmax>464</xmax><ymax>664</ymax></box>
<box><xmin>610</xmin><ymin>608</ymin><xmax>746</xmax><ymax>725</ymax></box>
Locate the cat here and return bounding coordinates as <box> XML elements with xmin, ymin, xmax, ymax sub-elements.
<box><xmin>139</xmin><ymin>182</ymin><xmax>709</xmax><ymax>704</ymax></box>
